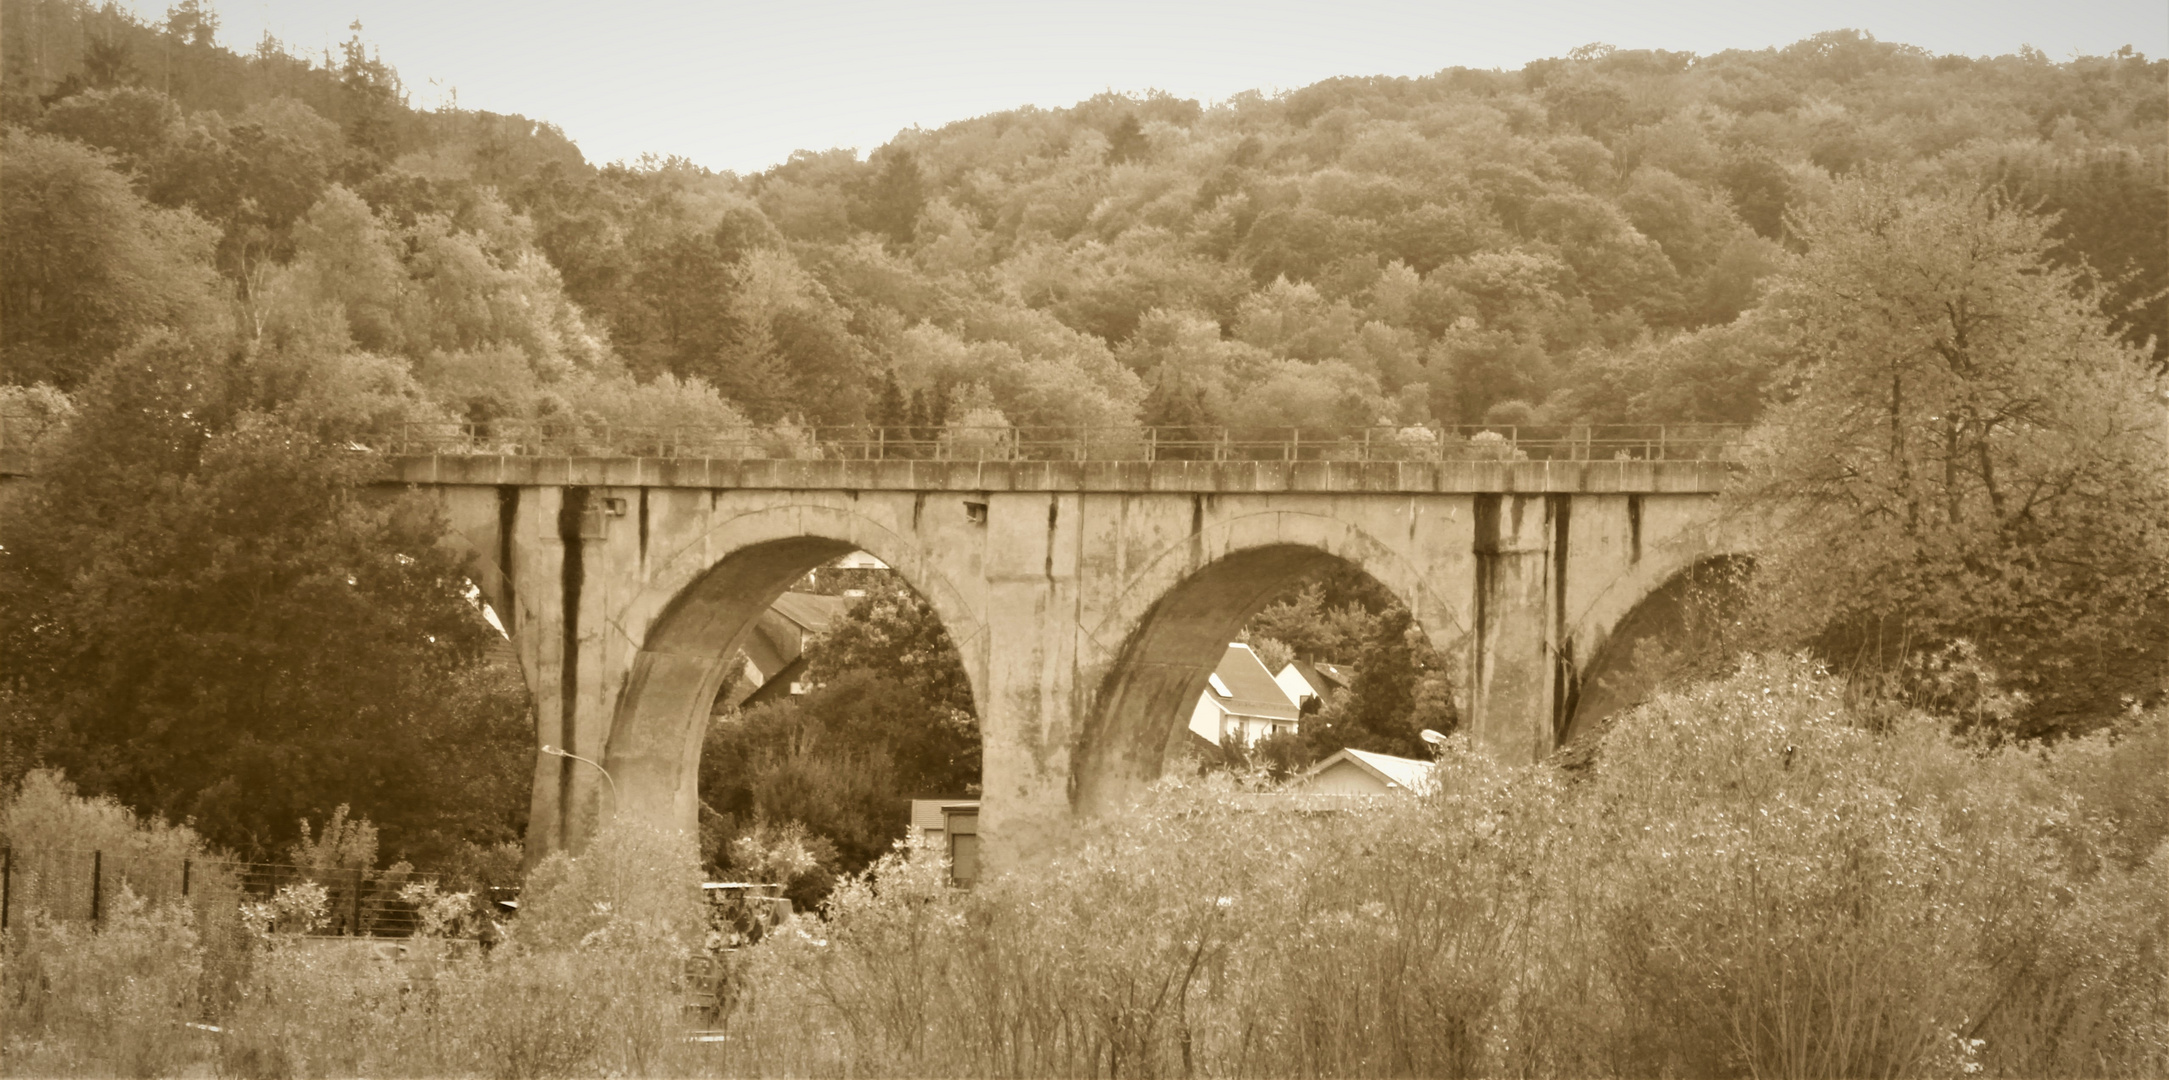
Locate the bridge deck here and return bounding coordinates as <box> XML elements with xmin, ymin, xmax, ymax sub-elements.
<box><xmin>381</xmin><ymin>455</ymin><xmax>1732</xmax><ymax>494</ymax></box>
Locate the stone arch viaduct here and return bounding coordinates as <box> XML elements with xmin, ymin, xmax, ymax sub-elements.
<box><xmin>387</xmin><ymin>452</ymin><xmax>1743</xmax><ymax>875</ymax></box>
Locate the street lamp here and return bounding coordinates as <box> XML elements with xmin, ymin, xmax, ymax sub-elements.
<box><xmin>540</xmin><ymin>744</ymin><xmax>618</xmax><ymax>819</ymax></box>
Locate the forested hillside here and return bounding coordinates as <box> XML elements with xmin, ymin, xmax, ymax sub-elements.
<box><xmin>2</xmin><ymin>0</ymin><xmax>2164</xmax><ymax>862</ymax></box>
<box><xmin>4</xmin><ymin>0</ymin><xmax>2162</xmax><ymax>438</ymax></box>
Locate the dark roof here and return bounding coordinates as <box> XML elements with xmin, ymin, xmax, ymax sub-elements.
<box><xmin>738</xmin><ymin>654</ymin><xmax>808</xmax><ymax>709</ymax></box>
<box><xmin>483</xmin><ymin>632</ymin><xmax>519</xmax><ymax>670</ymax></box>
<box><xmin>1309</xmin><ymin>661</ymin><xmax>1354</xmax><ymax>688</ymax></box>
<box><xmin>1285</xmin><ymin>659</ymin><xmax>1354</xmax><ymax>703</ymax></box>
<box><xmin>1207</xmin><ymin>644</ymin><xmax>1299</xmax><ymax>721</ymax></box>
<box><xmin>771</xmin><ymin>591</ymin><xmax>847</xmax><ymax>632</ymax></box>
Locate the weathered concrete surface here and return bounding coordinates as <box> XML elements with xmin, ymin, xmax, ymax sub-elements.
<box><xmin>390</xmin><ymin>456</ymin><xmax>1744</xmax><ymax>873</ymax></box>
<box><xmin>384</xmin><ymin>454</ymin><xmax>1734</xmax><ymax>494</ymax></box>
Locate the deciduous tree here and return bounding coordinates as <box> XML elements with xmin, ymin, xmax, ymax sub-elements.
<box><xmin>0</xmin><ymin>130</ymin><xmax>226</xmax><ymax>388</ymax></box>
<box><xmin>1735</xmin><ymin>176</ymin><xmax>2169</xmax><ymax>730</ymax></box>
<box><xmin>0</xmin><ymin>335</ymin><xmax>531</xmax><ymax>861</ymax></box>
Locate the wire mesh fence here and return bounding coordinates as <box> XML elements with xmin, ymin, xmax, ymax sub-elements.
<box><xmin>383</xmin><ymin>421</ymin><xmax>1745</xmax><ymax>463</ymax></box>
<box><xmin>0</xmin><ymin>846</ymin><xmax>444</xmax><ymax>938</ymax></box>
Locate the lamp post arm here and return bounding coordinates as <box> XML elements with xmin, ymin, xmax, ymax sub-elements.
<box><xmin>540</xmin><ymin>745</ymin><xmax>619</xmax><ymax>817</ymax></box>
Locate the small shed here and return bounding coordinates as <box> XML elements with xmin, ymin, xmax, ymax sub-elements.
<box><xmin>908</xmin><ymin>798</ymin><xmax>981</xmax><ymax>886</ymax></box>
<box><xmin>941</xmin><ymin>802</ymin><xmax>980</xmax><ymax>886</ymax></box>
<box><xmin>1295</xmin><ymin>748</ymin><xmax>1437</xmax><ymax>795</ymax></box>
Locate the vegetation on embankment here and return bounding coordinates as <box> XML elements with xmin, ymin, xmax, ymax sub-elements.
<box><xmin>6</xmin><ymin>655</ymin><xmax>2164</xmax><ymax>1078</ymax></box>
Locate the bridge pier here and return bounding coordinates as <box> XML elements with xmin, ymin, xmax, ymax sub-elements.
<box><xmin>393</xmin><ymin>456</ymin><xmax>1734</xmax><ymax>873</ymax></box>
<box><xmin>1467</xmin><ymin>493</ymin><xmax>1565</xmax><ymax>763</ymax></box>
<box><xmin>974</xmin><ymin>491</ymin><xmax>1091</xmax><ymax>865</ymax></box>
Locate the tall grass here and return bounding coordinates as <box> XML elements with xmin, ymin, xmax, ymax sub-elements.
<box><xmin>720</xmin><ymin>656</ymin><xmax>2168</xmax><ymax>1079</ymax></box>
<box><xmin>3</xmin><ymin>810</ymin><xmax>715</xmax><ymax>1079</ymax></box>
<box><xmin>4</xmin><ymin>657</ymin><xmax>2163</xmax><ymax>1077</ymax></box>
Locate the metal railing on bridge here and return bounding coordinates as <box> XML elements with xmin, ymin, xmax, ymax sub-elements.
<box><xmin>0</xmin><ymin>409</ymin><xmax>1745</xmax><ymax>465</ymax></box>
<box><xmin>382</xmin><ymin>422</ymin><xmax>1744</xmax><ymax>464</ymax></box>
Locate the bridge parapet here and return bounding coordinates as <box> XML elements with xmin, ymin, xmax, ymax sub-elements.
<box><xmin>381</xmin><ymin>455</ymin><xmax>1734</xmax><ymax>494</ymax></box>
<box><xmin>384</xmin><ymin>421</ymin><xmax>1738</xmax><ymax>466</ymax></box>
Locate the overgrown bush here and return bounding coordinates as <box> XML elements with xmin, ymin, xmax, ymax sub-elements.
<box><xmin>7</xmin><ymin>667</ymin><xmax>2164</xmax><ymax>1078</ymax></box>
<box><xmin>720</xmin><ymin>656</ymin><xmax>2169</xmax><ymax>1078</ymax></box>
<box><xmin>2</xmin><ymin>791</ymin><xmax>714</xmax><ymax>1078</ymax></box>
<box><xmin>2</xmin><ymin>889</ymin><xmax>205</xmax><ymax>1078</ymax></box>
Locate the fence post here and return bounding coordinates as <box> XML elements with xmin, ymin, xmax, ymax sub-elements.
<box><xmin>1147</xmin><ymin>427</ymin><xmax>1157</xmax><ymax>462</ymax></box>
<box><xmin>351</xmin><ymin>866</ymin><xmax>364</xmax><ymax>936</ymax></box>
<box><xmin>2</xmin><ymin>846</ymin><xmax>10</xmax><ymax>932</ymax></box>
<box><xmin>181</xmin><ymin>858</ymin><xmax>191</xmax><ymax>898</ymax></box>
<box><xmin>91</xmin><ymin>850</ymin><xmax>103</xmax><ymax>926</ymax></box>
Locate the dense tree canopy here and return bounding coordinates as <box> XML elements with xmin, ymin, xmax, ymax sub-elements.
<box><xmin>8</xmin><ymin>2</ymin><xmax>2161</xmax><ymax>439</ymax></box>
<box><xmin>0</xmin><ymin>335</ymin><xmax>531</xmax><ymax>862</ymax></box>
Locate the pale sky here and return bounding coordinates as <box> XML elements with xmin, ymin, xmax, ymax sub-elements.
<box><xmin>132</xmin><ymin>0</ymin><xmax>2169</xmax><ymax>175</ymax></box>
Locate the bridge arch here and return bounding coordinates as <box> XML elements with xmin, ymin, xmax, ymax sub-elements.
<box><xmin>1070</xmin><ymin>511</ymin><xmax>1466</xmax><ymax>818</ymax></box>
<box><xmin>594</xmin><ymin>503</ymin><xmax>988</xmax><ymax>845</ymax></box>
<box><xmin>1561</xmin><ymin>553</ymin><xmax>1752</xmax><ymax>746</ymax></box>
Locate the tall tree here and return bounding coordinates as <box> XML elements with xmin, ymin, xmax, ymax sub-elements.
<box><xmin>1735</xmin><ymin>176</ymin><xmax>2169</xmax><ymax>731</ymax></box>
<box><xmin>1299</xmin><ymin>605</ymin><xmax>1457</xmax><ymax>759</ymax></box>
<box><xmin>0</xmin><ymin>129</ymin><xmax>225</xmax><ymax>388</ymax></box>
<box><xmin>0</xmin><ymin>335</ymin><xmax>531</xmax><ymax>861</ymax></box>
<box><xmin>852</xmin><ymin>148</ymin><xmax>925</xmax><ymax>249</ymax></box>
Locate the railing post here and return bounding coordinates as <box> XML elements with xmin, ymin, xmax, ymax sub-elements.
<box><xmin>1287</xmin><ymin>427</ymin><xmax>1297</xmax><ymax>462</ymax></box>
<box><xmin>1147</xmin><ymin>427</ymin><xmax>1157</xmax><ymax>462</ymax></box>
<box><xmin>1658</xmin><ymin>426</ymin><xmax>1668</xmax><ymax>461</ymax></box>
<box><xmin>2</xmin><ymin>846</ymin><xmax>11</xmax><ymax>932</ymax></box>
<box><xmin>91</xmin><ymin>850</ymin><xmax>102</xmax><ymax>926</ymax></box>
<box><xmin>351</xmin><ymin>866</ymin><xmax>364</xmax><ymax>936</ymax></box>
<box><xmin>181</xmin><ymin>858</ymin><xmax>190</xmax><ymax>898</ymax></box>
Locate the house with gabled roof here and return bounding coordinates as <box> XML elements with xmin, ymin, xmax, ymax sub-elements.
<box><xmin>1276</xmin><ymin>659</ymin><xmax>1353</xmax><ymax>712</ymax></box>
<box><xmin>1187</xmin><ymin>643</ymin><xmax>1302</xmax><ymax>749</ymax></box>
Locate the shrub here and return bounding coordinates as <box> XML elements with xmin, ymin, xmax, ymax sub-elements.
<box><xmin>2</xmin><ymin>888</ymin><xmax>205</xmax><ymax>1079</ymax></box>
<box><xmin>718</xmin><ymin>655</ymin><xmax>2169</xmax><ymax>1078</ymax></box>
<box><xmin>0</xmin><ymin>769</ymin><xmax>214</xmax><ymax>912</ymax></box>
<box><xmin>452</xmin><ymin>815</ymin><xmax>707</xmax><ymax>1078</ymax></box>
<box><xmin>512</xmin><ymin>815</ymin><xmax>703</xmax><ymax>954</ymax></box>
